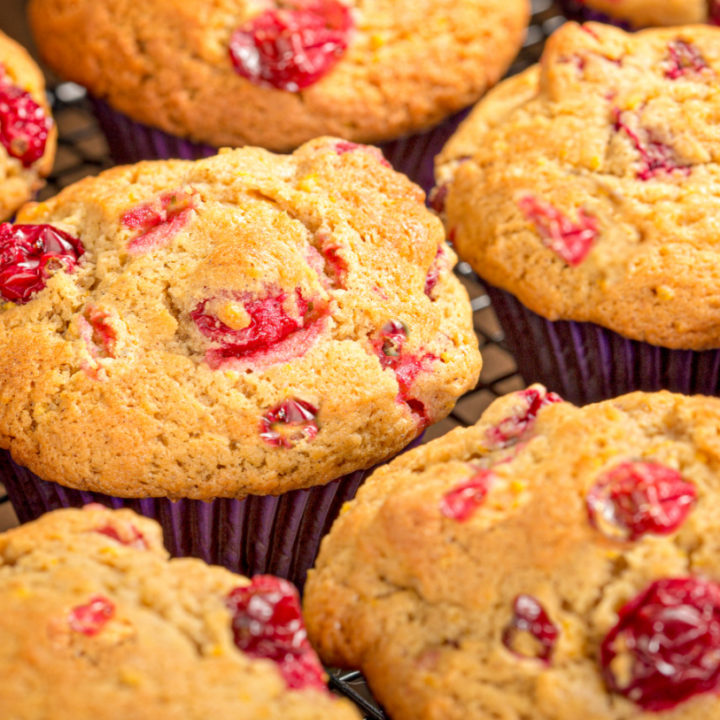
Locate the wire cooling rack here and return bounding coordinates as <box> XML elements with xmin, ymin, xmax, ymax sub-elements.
<box><xmin>0</xmin><ymin>1</ymin><xmax>566</xmax><ymax>716</ymax></box>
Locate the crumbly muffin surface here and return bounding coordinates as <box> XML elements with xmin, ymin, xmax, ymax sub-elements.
<box><xmin>0</xmin><ymin>505</ymin><xmax>360</xmax><ymax>720</ymax></box>
<box><xmin>437</xmin><ymin>22</ymin><xmax>720</xmax><ymax>350</ymax></box>
<box><xmin>0</xmin><ymin>138</ymin><xmax>480</xmax><ymax>498</ymax></box>
<box><xmin>28</xmin><ymin>0</ymin><xmax>529</xmax><ymax>150</ymax></box>
<box><xmin>0</xmin><ymin>29</ymin><xmax>55</xmax><ymax>221</ymax></box>
<box><xmin>305</xmin><ymin>386</ymin><xmax>720</xmax><ymax>719</ymax></box>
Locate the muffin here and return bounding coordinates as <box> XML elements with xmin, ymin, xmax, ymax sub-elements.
<box><xmin>27</xmin><ymin>0</ymin><xmax>529</xmax><ymax>190</ymax></box>
<box><xmin>559</xmin><ymin>0</ymin><xmax>718</xmax><ymax>29</ymax></box>
<box><xmin>0</xmin><ymin>137</ymin><xmax>481</xmax><ymax>586</ymax></box>
<box><xmin>0</xmin><ymin>29</ymin><xmax>55</xmax><ymax>221</ymax></box>
<box><xmin>0</xmin><ymin>504</ymin><xmax>361</xmax><ymax>719</ymax></box>
<box><xmin>305</xmin><ymin>385</ymin><xmax>720</xmax><ymax>719</ymax></box>
<box><xmin>435</xmin><ymin>21</ymin><xmax>720</xmax><ymax>405</ymax></box>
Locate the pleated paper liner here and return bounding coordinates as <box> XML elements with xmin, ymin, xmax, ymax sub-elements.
<box><xmin>1</xmin><ymin>434</ymin><xmax>422</xmax><ymax>590</ymax></box>
<box><xmin>91</xmin><ymin>96</ymin><xmax>470</xmax><ymax>194</ymax></box>
<box><xmin>486</xmin><ymin>284</ymin><xmax>720</xmax><ymax>406</ymax></box>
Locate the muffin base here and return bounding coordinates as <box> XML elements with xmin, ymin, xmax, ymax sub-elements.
<box><xmin>486</xmin><ymin>284</ymin><xmax>720</xmax><ymax>405</ymax></box>
<box><xmin>91</xmin><ymin>97</ymin><xmax>470</xmax><ymax>193</ymax></box>
<box><xmin>0</xmin><ymin>438</ymin><xmax>421</xmax><ymax>589</ymax></box>
<box><xmin>557</xmin><ymin>0</ymin><xmax>634</xmax><ymax>29</ymax></box>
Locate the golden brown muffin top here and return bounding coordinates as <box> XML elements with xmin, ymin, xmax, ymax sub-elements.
<box><xmin>0</xmin><ymin>139</ymin><xmax>481</xmax><ymax>498</ymax></box>
<box><xmin>0</xmin><ymin>505</ymin><xmax>361</xmax><ymax>719</ymax></box>
<box><xmin>29</xmin><ymin>0</ymin><xmax>529</xmax><ymax>149</ymax></box>
<box><xmin>437</xmin><ymin>22</ymin><xmax>720</xmax><ymax>350</ymax></box>
<box><xmin>305</xmin><ymin>385</ymin><xmax>720</xmax><ymax>719</ymax></box>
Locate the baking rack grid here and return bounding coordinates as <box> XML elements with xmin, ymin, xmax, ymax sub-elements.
<box><xmin>0</xmin><ymin>1</ymin><xmax>566</xmax><ymax>716</ymax></box>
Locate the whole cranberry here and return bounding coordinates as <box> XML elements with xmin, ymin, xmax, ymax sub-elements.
<box><xmin>601</xmin><ymin>577</ymin><xmax>720</xmax><ymax>711</ymax></box>
<box><xmin>226</xmin><ymin>575</ymin><xmax>327</xmax><ymax>691</ymax></box>
<box><xmin>229</xmin><ymin>0</ymin><xmax>353</xmax><ymax>91</ymax></box>
<box><xmin>587</xmin><ymin>460</ymin><xmax>696</xmax><ymax>542</ymax></box>
<box><xmin>0</xmin><ymin>223</ymin><xmax>84</xmax><ymax>303</ymax></box>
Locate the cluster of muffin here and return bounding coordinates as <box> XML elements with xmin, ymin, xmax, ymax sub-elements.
<box><xmin>2</xmin><ymin>1</ymin><xmax>720</xmax><ymax>718</ymax></box>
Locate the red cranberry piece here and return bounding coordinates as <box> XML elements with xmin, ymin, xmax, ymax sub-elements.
<box><xmin>79</xmin><ymin>306</ymin><xmax>117</xmax><ymax>359</ymax></box>
<box><xmin>665</xmin><ymin>40</ymin><xmax>709</xmax><ymax>80</ymax></box>
<box><xmin>192</xmin><ymin>289</ymin><xmax>323</xmax><ymax>366</ymax></box>
<box><xmin>226</xmin><ymin>575</ymin><xmax>326</xmax><ymax>691</ymax></box>
<box><xmin>486</xmin><ymin>387</ymin><xmax>562</xmax><ymax>449</ymax></box>
<box><xmin>375</xmin><ymin>319</ymin><xmax>408</xmax><ymax>368</ymax></box>
<box><xmin>601</xmin><ymin>577</ymin><xmax>720</xmax><ymax>711</ymax></box>
<box><xmin>428</xmin><ymin>183</ymin><xmax>448</xmax><ymax>215</ymax></box>
<box><xmin>122</xmin><ymin>189</ymin><xmax>195</xmax><ymax>255</ymax></box>
<box><xmin>518</xmin><ymin>196</ymin><xmax>598</xmax><ymax>266</ymax></box>
<box><xmin>68</xmin><ymin>595</ymin><xmax>115</xmax><ymax>636</ymax></box>
<box><xmin>229</xmin><ymin>0</ymin><xmax>353</xmax><ymax>92</ymax></box>
<box><xmin>587</xmin><ymin>461</ymin><xmax>696</xmax><ymax>542</ymax></box>
<box><xmin>260</xmin><ymin>398</ymin><xmax>319</xmax><ymax>448</ymax></box>
<box><xmin>0</xmin><ymin>73</ymin><xmax>51</xmax><ymax>167</ymax></box>
<box><xmin>712</xmin><ymin>1</ymin><xmax>720</xmax><ymax>25</ymax></box>
<box><xmin>440</xmin><ymin>469</ymin><xmax>494</xmax><ymax>522</ymax></box>
<box><xmin>319</xmin><ymin>244</ymin><xmax>347</xmax><ymax>287</ymax></box>
<box><xmin>95</xmin><ymin>524</ymin><xmax>148</xmax><ymax>550</ymax></box>
<box><xmin>335</xmin><ymin>140</ymin><xmax>390</xmax><ymax>167</ymax></box>
<box><xmin>613</xmin><ymin>109</ymin><xmax>690</xmax><ymax>181</ymax></box>
<box><xmin>502</xmin><ymin>595</ymin><xmax>559</xmax><ymax>663</ymax></box>
<box><xmin>424</xmin><ymin>246</ymin><xmax>445</xmax><ymax>299</ymax></box>
<box><xmin>0</xmin><ymin>223</ymin><xmax>84</xmax><ymax>303</ymax></box>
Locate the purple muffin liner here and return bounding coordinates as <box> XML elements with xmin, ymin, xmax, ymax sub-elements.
<box><xmin>557</xmin><ymin>0</ymin><xmax>634</xmax><ymax>29</ymax></box>
<box><xmin>0</xmin><ymin>435</ymin><xmax>421</xmax><ymax>589</ymax></box>
<box><xmin>486</xmin><ymin>284</ymin><xmax>720</xmax><ymax>406</ymax></box>
<box><xmin>91</xmin><ymin>96</ymin><xmax>470</xmax><ymax>194</ymax></box>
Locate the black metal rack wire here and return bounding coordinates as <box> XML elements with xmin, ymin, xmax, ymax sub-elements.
<box><xmin>0</xmin><ymin>1</ymin><xmax>567</xmax><ymax>716</ymax></box>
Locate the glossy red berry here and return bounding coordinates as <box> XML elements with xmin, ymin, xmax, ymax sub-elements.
<box><xmin>0</xmin><ymin>72</ymin><xmax>51</xmax><ymax>167</ymax></box>
<box><xmin>229</xmin><ymin>0</ymin><xmax>353</xmax><ymax>91</ymax></box>
<box><xmin>226</xmin><ymin>575</ymin><xmax>327</xmax><ymax>691</ymax></box>
<box><xmin>587</xmin><ymin>461</ymin><xmax>696</xmax><ymax>542</ymax></box>
<box><xmin>486</xmin><ymin>387</ymin><xmax>562</xmax><ymax>449</ymax></box>
<box><xmin>0</xmin><ymin>223</ymin><xmax>84</xmax><ymax>303</ymax></box>
<box><xmin>601</xmin><ymin>578</ymin><xmax>720</xmax><ymax>711</ymax></box>
<box><xmin>260</xmin><ymin>398</ymin><xmax>319</xmax><ymax>448</ymax></box>
<box><xmin>502</xmin><ymin>594</ymin><xmax>559</xmax><ymax>663</ymax></box>
<box><xmin>440</xmin><ymin>469</ymin><xmax>494</xmax><ymax>522</ymax></box>
<box><xmin>68</xmin><ymin>595</ymin><xmax>115</xmax><ymax>636</ymax></box>
<box><xmin>518</xmin><ymin>195</ymin><xmax>598</xmax><ymax>266</ymax></box>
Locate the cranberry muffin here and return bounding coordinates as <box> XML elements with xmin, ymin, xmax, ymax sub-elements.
<box><xmin>0</xmin><ymin>505</ymin><xmax>360</xmax><ymax>719</ymax></box>
<box><xmin>434</xmin><ymin>21</ymin><xmax>720</xmax><ymax>404</ymax></box>
<box><xmin>560</xmin><ymin>0</ymin><xmax>719</xmax><ymax>28</ymax></box>
<box><xmin>305</xmin><ymin>385</ymin><xmax>720</xmax><ymax>719</ymax></box>
<box><xmin>27</xmin><ymin>0</ymin><xmax>529</xmax><ymax>188</ymax></box>
<box><xmin>0</xmin><ymin>29</ymin><xmax>55</xmax><ymax>221</ymax></box>
<box><xmin>0</xmin><ymin>138</ymin><xmax>481</xmax><ymax>583</ymax></box>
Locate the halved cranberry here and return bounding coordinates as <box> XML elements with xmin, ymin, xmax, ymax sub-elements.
<box><xmin>0</xmin><ymin>71</ymin><xmax>51</xmax><ymax>167</ymax></box>
<box><xmin>122</xmin><ymin>189</ymin><xmax>195</xmax><ymax>255</ymax></box>
<box><xmin>229</xmin><ymin>0</ymin><xmax>353</xmax><ymax>92</ymax></box>
<box><xmin>486</xmin><ymin>387</ymin><xmax>562</xmax><ymax>449</ymax></box>
<box><xmin>440</xmin><ymin>469</ymin><xmax>494</xmax><ymax>522</ymax></box>
<box><xmin>226</xmin><ymin>575</ymin><xmax>326</xmax><ymax>691</ymax></box>
<box><xmin>0</xmin><ymin>223</ymin><xmax>84</xmax><ymax>303</ymax></box>
<box><xmin>260</xmin><ymin>398</ymin><xmax>318</xmax><ymax>448</ymax></box>
<box><xmin>502</xmin><ymin>595</ymin><xmax>559</xmax><ymax>663</ymax></box>
<box><xmin>587</xmin><ymin>461</ymin><xmax>696</xmax><ymax>542</ymax></box>
<box><xmin>665</xmin><ymin>39</ymin><xmax>710</xmax><ymax>80</ymax></box>
<box><xmin>192</xmin><ymin>289</ymin><xmax>325</xmax><ymax>368</ymax></box>
<box><xmin>68</xmin><ymin>595</ymin><xmax>115</xmax><ymax>636</ymax></box>
<box><xmin>601</xmin><ymin>577</ymin><xmax>720</xmax><ymax>711</ymax></box>
<box><xmin>518</xmin><ymin>195</ymin><xmax>598</xmax><ymax>266</ymax></box>
<box><xmin>95</xmin><ymin>524</ymin><xmax>148</xmax><ymax>550</ymax></box>
<box><xmin>613</xmin><ymin>109</ymin><xmax>690</xmax><ymax>181</ymax></box>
